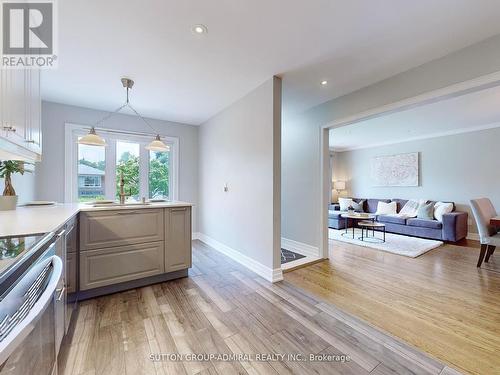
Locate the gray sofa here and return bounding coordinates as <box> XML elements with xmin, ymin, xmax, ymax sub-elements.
<box><xmin>328</xmin><ymin>198</ymin><xmax>468</xmax><ymax>242</ymax></box>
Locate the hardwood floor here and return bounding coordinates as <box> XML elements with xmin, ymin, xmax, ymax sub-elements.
<box><xmin>285</xmin><ymin>238</ymin><xmax>500</xmax><ymax>375</ymax></box>
<box><xmin>58</xmin><ymin>240</ymin><xmax>456</xmax><ymax>375</ymax></box>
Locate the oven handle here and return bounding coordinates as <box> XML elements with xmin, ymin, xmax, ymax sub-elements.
<box><xmin>0</xmin><ymin>255</ymin><xmax>62</xmax><ymax>365</ymax></box>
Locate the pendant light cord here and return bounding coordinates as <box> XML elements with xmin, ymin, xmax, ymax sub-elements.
<box><xmin>92</xmin><ymin>82</ymin><xmax>160</xmax><ymax>136</ymax></box>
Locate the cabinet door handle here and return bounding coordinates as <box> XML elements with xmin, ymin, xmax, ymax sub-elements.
<box><xmin>3</xmin><ymin>125</ymin><xmax>15</xmax><ymax>132</ymax></box>
<box><xmin>115</xmin><ymin>211</ymin><xmax>139</xmax><ymax>215</ymax></box>
<box><xmin>56</xmin><ymin>287</ymin><xmax>66</xmax><ymax>301</ymax></box>
<box><xmin>171</xmin><ymin>208</ymin><xmax>187</xmax><ymax>212</ymax></box>
<box><xmin>25</xmin><ymin>139</ymin><xmax>37</xmax><ymax>144</ymax></box>
<box><xmin>57</xmin><ymin>229</ymin><xmax>66</xmax><ymax>238</ymax></box>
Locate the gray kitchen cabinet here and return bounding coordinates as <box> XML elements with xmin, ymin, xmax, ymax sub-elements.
<box><xmin>165</xmin><ymin>207</ymin><xmax>192</xmax><ymax>272</ymax></box>
<box><xmin>66</xmin><ymin>252</ymin><xmax>77</xmax><ymax>294</ymax></box>
<box><xmin>80</xmin><ymin>209</ymin><xmax>164</xmax><ymax>250</ymax></box>
<box><xmin>79</xmin><ymin>241</ymin><xmax>165</xmax><ymax>290</ymax></box>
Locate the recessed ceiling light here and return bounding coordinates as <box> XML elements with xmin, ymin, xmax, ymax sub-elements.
<box><xmin>192</xmin><ymin>24</ymin><xmax>208</xmax><ymax>34</ymax></box>
<box><xmin>321</xmin><ymin>80</ymin><xmax>328</xmax><ymax>86</ymax></box>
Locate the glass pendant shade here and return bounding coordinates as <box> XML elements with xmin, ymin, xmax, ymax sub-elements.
<box><xmin>145</xmin><ymin>135</ymin><xmax>170</xmax><ymax>152</ymax></box>
<box><xmin>78</xmin><ymin>127</ymin><xmax>107</xmax><ymax>147</ymax></box>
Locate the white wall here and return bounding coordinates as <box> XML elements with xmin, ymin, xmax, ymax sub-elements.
<box><xmin>282</xmin><ymin>34</ymin><xmax>500</xmax><ymax>248</ymax></box>
<box><xmin>198</xmin><ymin>77</ymin><xmax>282</xmax><ymax>278</ymax></box>
<box><xmin>333</xmin><ymin>128</ymin><xmax>500</xmax><ymax>234</ymax></box>
<box><xmin>0</xmin><ymin>169</ymin><xmax>36</xmax><ymax>205</ymax></box>
<box><xmin>37</xmin><ymin>101</ymin><xmax>199</xmax><ymax>230</ymax></box>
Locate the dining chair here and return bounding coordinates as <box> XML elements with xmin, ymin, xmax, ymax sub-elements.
<box><xmin>470</xmin><ymin>198</ymin><xmax>499</xmax><ymax>267</ymax></box>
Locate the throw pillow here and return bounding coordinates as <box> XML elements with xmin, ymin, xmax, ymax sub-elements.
<box><xmin>399</xmin><ymin>199</ymin><xmax>423</xmax><ymax>217</ymax></box>
<box><xmin>375</xmin><ymin>201</ymin><xmax>397</xmax><ymax>215</ymax></box>
<box><xmin>417</xmin><ymin>202</ymin><xmax>435</xmax><ymax>220</ymax></box>
<box><xmin>351</xmin><ymin>200</ymin><xmax>365</xmax><ymax>212</ymax></box>
<box><xmin>338</xmin><ymin>197</ymin><xmax>354</xmax><ymax>211</ymax></box>
<box><xmin>434</xmin><ymin>201</ymin><xmax>453</xmax><ymax>222</ymax></box>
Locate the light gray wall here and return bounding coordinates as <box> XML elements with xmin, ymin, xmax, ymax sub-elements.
<box><xmin>37</xmin><ymin>101</ymin><xmax>199</xmax><ymax>230</ymax></box>
<box><xmin>199</xmin><ymin>77</ymin><xmax>282</xmax><ymax>271</ymax></box>
<box><xmin>0</xmin><ymin>170</ymin><xmax>36</xmax><ymax>205</ymax></box>
<box><xmin>333</xmin><ymin>128</ymin><xmax>500</xmax><ymax>234</ymax></box>
<box><xmin>282</xmin><ymin>34</ymin><xmax>500</xmax><ymax>248</ymax></box>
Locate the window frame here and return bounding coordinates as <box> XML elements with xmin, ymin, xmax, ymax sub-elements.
<box><xmin>64</xmin><ymin>123</ymin><xmax>179</xmax><ymax>203</ymax></box>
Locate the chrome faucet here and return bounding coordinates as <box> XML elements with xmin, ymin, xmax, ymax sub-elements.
<box><xmin>118</xmin><ymin>171</ymin><xmax>130</xmax><ymax>204</ymax></box>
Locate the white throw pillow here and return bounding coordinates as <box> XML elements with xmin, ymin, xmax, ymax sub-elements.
<box><xmin>375</xmin><ymin>201</ymin><xmax>397</xmax><ymax>215</ymax></box>
<box><xmin>339</xmin><ymin>197</ymin><xmax>354</xmax><ymax>211</ymax></box>
<box><xmin>434</xmin><ymin>201</ymin><xmax>453</xmax><ymax>222</ymax></box>
<box><xmin>399</xmin><ymin>199</ymin><xmax>424</xmax><ymax>218</ymax></box>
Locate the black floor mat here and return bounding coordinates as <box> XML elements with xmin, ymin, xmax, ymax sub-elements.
<box><xmin>281</xmin><ymin>248</ymin><xmax>306</xmax><ymax>264</ymax></box>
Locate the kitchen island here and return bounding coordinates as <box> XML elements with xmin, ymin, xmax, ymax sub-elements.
<box><xmin>0</xmin><ymin>201</ymin><xmax>193</xmax><ymax>299</ymax></box>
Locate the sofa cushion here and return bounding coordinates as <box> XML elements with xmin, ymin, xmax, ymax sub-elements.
<box><xmin>407</xmin><ymin>218</ymin><xmax>442</xmax><ymax>229</ymax></box>
<box><xmin>339</xmin><ymin>198</ymin><xmax>365</xmax><ymax>212</ymax></box>
<box><xmin>375</xmin><ymin>201</ymin><xmax>397</xmax><ymax>215</ymax></box>
<box><xmin>377</xmin><ymin>215</ymin><xmax>407</xmax><ymax>225</ymax></box>
<box><xmin>392</xmin><ymin>199</ymin><xmax>408</xmax><ymax>213</ymax></box>
<box><xmin>434</xmin><ymin>201</ymin><xmax>454</xmax><ymax>222</ymax></box>
<box><xmin>417</xmin><ymin>202</ymin><xmax>435</xmax><ymax>220</ymax></box>
<box><xmin>367</xmin><ymin>199</ymin><xmax>391</xmax><ymax>214</ymax></box>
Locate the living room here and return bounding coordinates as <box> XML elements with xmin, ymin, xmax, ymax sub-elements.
<box><xmin>285</xmin><ymin>70</ymin><xmax>500</xmax><ymax>374</ymax></box>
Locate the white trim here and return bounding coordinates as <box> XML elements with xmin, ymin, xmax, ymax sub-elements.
<box><xmin>320</xmin><ymin>70</ymin><xmax>500</xmax><ymax>262</ymax></box>
<box><xmin>322</xmin><ymin>70</ymin><xmax>500</xmax><ymax>131</ymax></box>
<box><xmin>197</xmin><ymin>233</ymin><xmax>283</xmax><ymax>283</ymax></box>
<box><xmin>466</xmin><ymin>232</ymin><xmax>480</xmax><ymax>241</ymax></box>
<box><xmin>64</xmin><ymin>123</ymin><xmax>180</xmax><ymax>203</ymax></box>
<box><xmin>332</xmin><ymin>121</ymin><xmax>500</xmax><ymax>152</ymax></box>
<box><xmin>281</xmin><ymin>237</ymin><xmax>320</xmax><ymax>258</ymax></box>
<box><xmin>281</xmin><ymin>255</ymin><xmax>321</xmax><ymax>271</ymax></box>
<box><xmin>192</xmin><ymin>232</ymin><xmax>201</xmax><ymax>240</ymax></box>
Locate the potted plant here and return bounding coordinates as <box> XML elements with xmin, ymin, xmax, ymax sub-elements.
<box><xmin>347</xmin><ymin>205</ymin><xmax>355</xmax><ymax>214</ymax></box>
<box><xmin>0</xmin><ymin>160</ymin><xmax>31</xmax><ymax>210</ymax></box>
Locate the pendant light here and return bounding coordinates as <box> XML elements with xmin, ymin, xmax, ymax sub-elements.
<box><xmin>77</xmin><ymin>78</ymin><xmax>170</xmax><ymax>152</ymax></box>
<box><xmin>78</xmin><ymin>126</ymin><xmax>107</xmax><ymax>146</ymax></box>
<box><xmin>145</xmin><ymin>134</ymin><xmax>170</xmax><ymax>152</ymax></box>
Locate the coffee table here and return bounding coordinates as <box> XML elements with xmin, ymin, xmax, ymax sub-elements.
<box><xmin>340</xmin><ymin>213</ymin><xmax>376</xmax><ymax>239</ymax></box>
<box><xmin>358</xmin><ymin>221</ymin><xmax>386</xmax><ymax>243</ymax></box>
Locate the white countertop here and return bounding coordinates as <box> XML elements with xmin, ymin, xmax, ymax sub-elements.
<box><xmin>0</xmin><ymin>201</ymin><xmax>193</xmax><ymax>237</ymax></box>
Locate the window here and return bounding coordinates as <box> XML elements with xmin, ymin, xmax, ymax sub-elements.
<box><xmin>66</xmin><ymin>124</ymin><xmax>179</xmax><ymax>203</ymax></box>
<box><xmin>81</xmin><ymin>176</ymin><xmax>101</xmax><ymax>187</ymax></box>
<box><xmin>77</xmin><ymin>142</ymin><xmax>106</xmax><ymax>202</ymax></box>
<box><xmin>149</xmin><ymin>150</ymin><xmax>170</xmax><ymax>199</ymax></box>
<box><xmin>116</xmin><ymin>141</ymin><xmax>140</xmax><ymax>201</ymax></box>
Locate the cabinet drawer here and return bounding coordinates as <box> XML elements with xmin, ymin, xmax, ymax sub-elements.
<box><xmin>165</xmin><ymin>207</ymin><xmax>192</xmax><ymax>272</ymax></box>
<box><xmin>80</xmin><ymin>209</ymin><xmax>164</xmax><ymax>250</ymax></box>
<box><xmin>79</xmin><ymin>241</ymin><xmax>165</xmax><ymax>290</ymax></box>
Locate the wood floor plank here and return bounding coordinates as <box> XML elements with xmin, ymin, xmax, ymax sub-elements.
<box><xmin>60</xmin><ymin>240</ymin><xmax>456</xmax><ymax>375</ymax></box>
<box><xmin>286</xmin><ymin>239</ymin><xmax>496</xmax><ymax>374</ymax></box>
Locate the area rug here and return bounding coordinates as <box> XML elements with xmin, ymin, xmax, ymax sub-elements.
<box><xmin>281</xmin><ymin>248</ymin><xmax>306</xmax><ymax>264</ymax></box>
<box><xmin>328</xmin><ymin>228</ymin><xmax>443</xmax><ymax>258</ymax></box>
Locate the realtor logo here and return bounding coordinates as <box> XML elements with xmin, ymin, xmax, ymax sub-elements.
<box><xmin>1</xmin><ymin>0</ymin><xmax>57</xmax><ymax>68</ymax></box>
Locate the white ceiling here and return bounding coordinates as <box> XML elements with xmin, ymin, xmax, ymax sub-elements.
<box><xmin>42</xmin><ymin>0</ymin><xmax>500</xmax><ymax>125</ymax></box>
<box><xmin>329</xmin><ymin>84</ymin><xmax>500</xmax><ymax>151</ymax></box>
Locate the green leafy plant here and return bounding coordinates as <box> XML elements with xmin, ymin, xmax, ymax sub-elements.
<box><xmin>0</xmin><ymin>161</ymin><xmax>32</xmax><ymax>196</ymax></box>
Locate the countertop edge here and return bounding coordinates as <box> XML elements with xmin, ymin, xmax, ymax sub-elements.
<box><xmin>0</xmin><ymin>201</ymin><xmax>194</xmax><ymax>237</ymax></box>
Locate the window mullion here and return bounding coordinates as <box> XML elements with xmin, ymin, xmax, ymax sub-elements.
<box><xmin>106</xmin><ymin>139</ymin><xmax>116</xmax><ymax>200</ymax></box>
<box><xmin>139</xmin><ymin>145</ymin><xmax>149</xmax><ymax>200</ymax></box>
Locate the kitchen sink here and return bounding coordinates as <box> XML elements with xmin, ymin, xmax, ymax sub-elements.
<box><xmin>90</xmin><ymin>202</ymin><xmax>153</xmax><ymax>207</ymax></box>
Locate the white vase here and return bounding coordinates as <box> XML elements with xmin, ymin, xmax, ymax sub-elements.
<box><xmin>0</xmin><ymin>196</ymin><xmax>18</xmax><ymax>210</ymax></box>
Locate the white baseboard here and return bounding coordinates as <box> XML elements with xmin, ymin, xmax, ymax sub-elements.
<box><xmin>466</xmin><ymin>232</ymin><xmax>480</xmax><ymax>241</ymax></box>
<box><xmin>196</xmin><ymin>233</ymin><xmax>283</xmax><ymax>283</ymax></box>
<box><xmin>281</xmin><ymin>237</ymin><xmax>320</xmax><ymax>258</ymax></box>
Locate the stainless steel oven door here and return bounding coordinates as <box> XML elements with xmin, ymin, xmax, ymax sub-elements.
<box><xmin>0</xmin><ymin>255</ymin><xmax>62</xmax><ymax>375</ymax></box>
